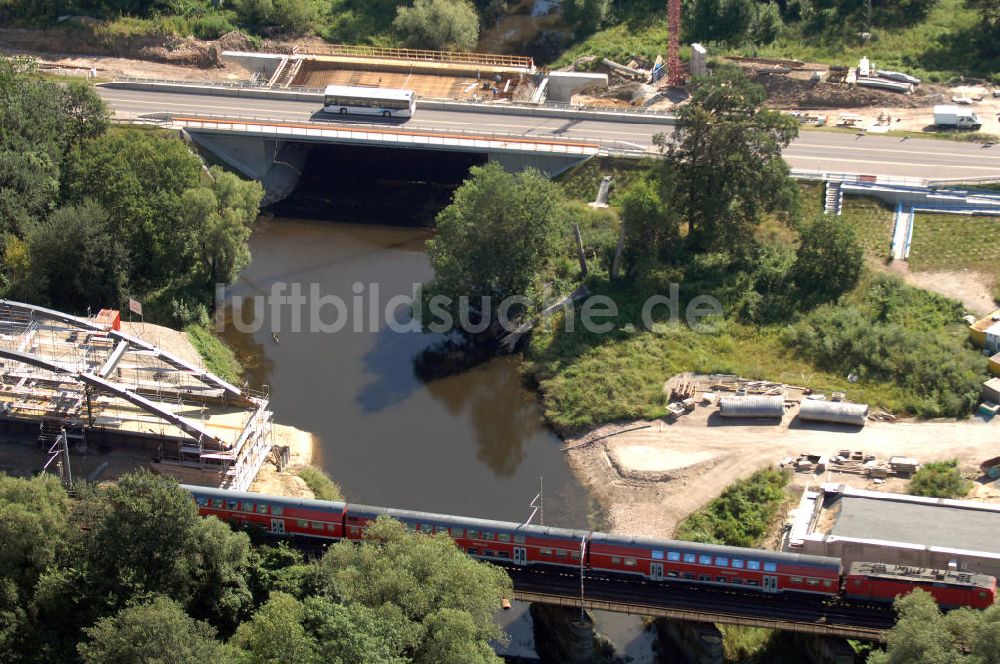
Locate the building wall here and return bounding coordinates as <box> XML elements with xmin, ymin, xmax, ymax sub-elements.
<box><xmin>797</xmin><ymin>537</ymin><xmax>1000</xmax><ymax>580</ymax></box>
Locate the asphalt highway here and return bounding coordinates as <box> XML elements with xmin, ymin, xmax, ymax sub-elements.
<box><xmin>97</xmin><ymin>87</ymin><xmax>1000</xmax><ymax>180</ymax></box>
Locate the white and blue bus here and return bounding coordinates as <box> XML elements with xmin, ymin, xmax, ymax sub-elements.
<box><xmin>322</xmin><ymin>85</ymin><xmax>416</xmax><ymax>118</ymax></box>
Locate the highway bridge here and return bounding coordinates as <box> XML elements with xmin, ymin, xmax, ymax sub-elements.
<box><xmin>98</xmin><ymin>86</ymin><xmax>1000</xmax><ymax>182</ymax></box>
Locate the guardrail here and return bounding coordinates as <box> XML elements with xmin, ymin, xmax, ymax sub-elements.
<box><xmin>157</xmin><ymin>112</ymin><xmax>650</xmax><ymax>157</ymax></box>
<box><xmin>108</xmin><ymin>76</ymin><xmax>323</xmax><ymax>95</ymax></box>
<box><xmin>789</xmin><ymin>169</ymin><xmax>928</xmax><ymax>187</ymax></box>
<box><xmin>298</xmin><ymin>43</ymin><xmax>534</xmax><ymax>70</ymax></box>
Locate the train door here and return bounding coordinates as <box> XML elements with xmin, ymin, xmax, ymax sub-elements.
<box><xmin>650</xmin><ymin>563</ymin><xmax>664</xmax><ymax>581</ymax></box>
<box><xmin>513</xmin><ymin>547</ymin><xmax>527</xmax><ymax>566</ymax></box>
<box><xmin>270</xmin><ymin>518</ymin><xmax>285</xmax><ymax>535</ymax></box>
<box><xmin>763</xmin><ymin>576</ymin><xmax>778</xmax><ymax>593</ymax></box>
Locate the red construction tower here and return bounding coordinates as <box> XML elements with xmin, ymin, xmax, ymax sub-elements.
<box><xmin>666</xmin><ymin>0</ymin><xmax>684</xmax><ymax>86</ymax></box>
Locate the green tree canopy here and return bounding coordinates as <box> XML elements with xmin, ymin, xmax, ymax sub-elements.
<box><xmin>617</xmin><ymin>177</ymin><xmax>678</xmax><ymax>276</ymax></box>
<box><xmin>792</xmin><ymin>214</ymin><xmax>863</xmax><ymax>304</ymax></box>
<box><xmin>77</xmin><ymin>596</ymin><xmax>235</xmax><ymax>664</ymax></box>
<box><xmin>868</xmin><ymin>590</ymin><xmax>1000</xmax><ymax>664</ymax></box>
<box><xmin>307</xmin><ymin>516</ymin><xmax>512</xmax><ymax>663</ymax></box>
<box><xmin>426</xmin><ymin>162</ymin><xmax>566</xmax><ymax>329</ymax></box>
<box><xmin>662</xmin><ymin>67</ymin><xmax>799</xmax><ymax>255</ymax></box>
<box><xmin>0</xmin><ymin>474</ymin><xmax>70</xmax><ymax>600</ymax></box>
<box><xmin>393</xmin><ymin>0</ymin><xmax>480</xmax><ymax>50</ymax></box>
<box><xmin>561</xmin><ymin>0</ymin><xmax>610</xmax><ymax>36</ymax></box>
<box><xmin>908</xmin><ymin>459</ymin><xmax>972</xmax><ymax>499</ymax></box>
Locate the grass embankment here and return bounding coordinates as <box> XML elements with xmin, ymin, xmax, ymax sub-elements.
<box><xmin>526</xmin><ymin>162</ymin><xmax>985</xmax><ymax>433</ymax></box>
<box><xmin>185</xmin><ymin>323</ymin><xmax>243</xmax><ymax>384</ymax></box>
<box><xmin>908</xmin><ymin>213</ymin><xmax>1000</xmax><ymax>285</ymax></box>
<box><xmin>296</xmin><ymin>465</ymin><xmax>344</xmax><ymax>501</ymax></box>
<box><xmin>554</xmin><ymin>0</ymin><xmax>994</xmax><ymax>81</ymax></box>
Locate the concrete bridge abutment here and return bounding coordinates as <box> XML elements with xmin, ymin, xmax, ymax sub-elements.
<box><xmin>186</xmin><ymin>132</ymin><xmax>309</xmax><ymax>205</ymax></box>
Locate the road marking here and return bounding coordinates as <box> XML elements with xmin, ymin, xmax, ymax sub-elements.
<box><xmin>790</xmin><ymin>141</ymin><xmax>1000</xmax><ymax>161</ymax></box>
<box><xmin>785</xmin><ymin>154</ymin><xmax>998</xmax><ymax>171</ymax></box>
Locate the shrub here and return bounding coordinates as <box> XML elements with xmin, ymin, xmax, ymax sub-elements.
<box><xmin>393</xmin><ymin>0</ymin><xmax>479</xmax><ymax>50</ymax></box>
<box><xmin>676</xmin><ymin>468</ymin><xmax>791</xmax><ymax>547</ymax></box>
<box><xmin>297</xmin><ymin>466</ymin><xmax>344</xmax><ymax>501</ymax></box>
<box><xmin>908</xmin><ymin>459</ymin><xmax>971</xmax><ymax>498</ymax></box>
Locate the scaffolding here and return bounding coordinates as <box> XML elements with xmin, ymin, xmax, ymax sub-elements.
<box><xmin>0</xmin><ymin>299</ymin><xmax>271</xmax><ymax>491</ymax></box>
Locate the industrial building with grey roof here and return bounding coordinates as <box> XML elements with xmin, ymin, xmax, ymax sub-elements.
<box><xmin>788</xmin><ymin>484</ymin><xmax>1000</xmax><ymax>578</ymax></box>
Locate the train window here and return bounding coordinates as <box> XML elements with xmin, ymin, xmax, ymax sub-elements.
<box><xmin>716</xmin><ymin>557</ymin><xmax>729</xmax><ymax>567</ymax></box>
<box><xmin>420</xmin><ymin>524</ymin><xmax>433</xmax><ymax>534</ymax></box>
<box><xmin>227</xmin><ymin>500</ymin><xmax>238</xmax><ymax>510</ymax></box>
<box><xmin>571</xmin><ymin>551</ymin><xmax>581</xmax><ymax>560</ymax></box>
<box><xmin>196</xmin><ymin>496</ymin><xmax>208</xmax><ymax>507</ymax></box>
<box><xmin>514</xmin><ymin>535</ymin><xmax>526</xmax><ymax>544</ymax></box>
<box><xmin>716</xmin><ymin>576</ymin><xmax>726</xmax><ymax>583</ymax></box>
<box><xmin>241</xmin><ymin>502</ymin><xmax>253</xmax><ymax>512</ymax></box>
<box><xmin>272</xmin><ymin>506</ymin><xmax>283</xmax><ymax>516</ymax></box>
<box><xmin>349</xmin><ymin>526</ymin><xmax>361</xmax><ymax>536</ymax></box>
<box><xmin>311</xmin><ymin>521</ymin><xmax>323</xmax><ymax>529</ymax></box>
<box><xmin>467</xmin><ymin>529</ymin><xmax>479</xmax><ymax>539</ymax></box>
<box><xmin>668</xmin><ymin>551</ymin><xmax>681</xmax><ymax>562</ymax></box>
<box><xmin>746</xmin><ymin>580</ymin><xmax>759</xmax><ymax>586</ymax></box>
<box><xmin>806</xmin><ymin>578</ymin><xmax>819</xmax><ymax>586</ymax></box>
<box><xmin>853</xmin><ymin>579</ymin><xmax>862</xmax><ymax>586</ymax></box>
<box><xmin>764</xmin><ymin>563</ymin><xmax>777</xmax><ymax>573</ymax></box>
<box><xmin>667</xmin><ymin>571</ymin><xmax>679</xmax><ymax>578</ymax></box>
<box><xmin>496</xmin><ymin>551</ymin><xmax>510</xmax><ymax>559</ymax></box>
<box><xmin>732</xmin><ymin>578</ymin><xmax>743</xmax><ymax>585</ymax></box>
<box><xmin>328</xmin><ymin>523</ymin><xmax>337</xmax><ymax>531</ymax></box>
<box><xmin>683</xmin><ymin>573</ymin><xmax>695</xmax><ymax>580</ymax></box>
<box><xmin>297</xmin><ymin>520</ymin><xmax>308</xmax><ymax>528</ymax></box>
<box><xmin>482</xmin><ymin>532</ymin><xmax>494</xmax><ymax>541</ymax></box>
<box><xmin>468</xmin><ymin>548</ymin><xmax>478</xmax><ymax>555</ymax></box>
<box><xmin>683</xmin><ymin>554</ymin><xmax>696</xmax><ymax>563</ymax></box>
<box><xmin>731</xmin><ymin>559</ymin><xmax>744</xmax><ymax>569</ymax></box>
<box><xmin>699</xmin><ymin>555</ymin><xmax>712</xmax><ymax>565</ymax></box>
<box><xmin>791</xmin><ymin>576</ymin><xmax>803</xmax><ymax>583</ymax></box>
<box><xmin>483</xmin><ymin>550</ymin><xmax>494</xmax><ymax>557</ymax></box>
<box><xmin>405</xmin><ymin>523</ymin><xmax>416</xmax><ymax>532</ymax></box>
<box><xmin>624</xmin><ymin>558</ymin><xmax>637</xmax><ymax>567</ymax></box>
<box><xmin>823</xmin><ymin>580</ymin><xmax>833</xmax><ymax>588</ymax></box>
<box><xmin>611</xmin><ymin>556</ymin><xmax>621</xmax><ymax>564</ymax></box>
<box><xmin>979</xmin><ymin>592</ymin><xmax>987</xmax><ymax>599</ymax></box>
<box><xmin>699</xmin><ymin>575</ymin><xmax>711</xmax><ymax>581</ymax></box>
<box><xmin>452</xmin><ymin>528</ymin><xmax>464</xmax><ymax>538</ymax></box>
<box><xmin>256</xmin><ymin>504</ymin><xmax>268</xmax><ymax>514</ymax></box>
<box><xmin>652</xmin><ymin>550</ymin><xmax>664</xmax><ymax>560</ymax></box>
<box><xmin>498</xmin><ymin>533</ymin><xmax>511</xmax><ymax>543</ymax></box>
<box><xmin>212</xmin><ymin>499</ymin><xmax>224</xmax><ymax>509</ymax></box>
<box><xmin>556</xmin><ymin>550</ymin><xmax>568</xmax><ymax>558</ymax></box>
<box><xmin>747</xmin><ymin>561</ymin><xmax>761</xmax><ymax>571</ymax></box>
<box><xmin>542</xmin><ymin>548</ymin><xmax>554</xmax><ymax>556</ymax></box>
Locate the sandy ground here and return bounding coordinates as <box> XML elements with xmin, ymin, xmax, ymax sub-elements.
<box><xmin>118</xmin><ymin>320</ymin><xmax>205</xmax><ymax>367</ymax></box>
<box><xmin>0</xmin><ymin>45</ymin><xmax>248</xmax><ymax>81</ymax></box>
<box><xmin>249</xmin><ymin>424</ymin><xmax>319</xmax><ymax>498</ymax></box>
<box><xmin>888</xmin><ymin>263</ymin><xmax>997</xmax><ymax>316</ymax></box>
<box><xmin>565</xmin><ymin>400</ymin><xmax>1000</xmax><ymax>540</ymax></box>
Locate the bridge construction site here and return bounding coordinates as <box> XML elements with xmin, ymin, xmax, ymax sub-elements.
<box><xmin>0</xmin><ymin>299</ymin><xmax>273</xmax><ymax>490</ymax></box>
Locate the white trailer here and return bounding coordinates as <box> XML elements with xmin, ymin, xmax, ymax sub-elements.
<box><xmin>933</xmin><ymin>104</ymin><xmax>982</xmax><ymax>130</ymax></box>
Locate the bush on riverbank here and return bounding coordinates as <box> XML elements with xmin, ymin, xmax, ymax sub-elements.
<box><xmin>296</xmin><ymin>465</ymin><xmax>344</xmax><ymax>501</ymax></box>
<box><xmin>675</xmin><ymin>468</ymin><xmax>791</xmax><ymax>548</ymax></box>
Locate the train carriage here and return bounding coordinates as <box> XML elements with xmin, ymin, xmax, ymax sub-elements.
<box><xmin>845</xmin><ymin>562</ymin><xmax>997</xmax><ymax>609</ymax></box>
<box><xmin>184</xmin><ymin>485</ymin><xmax>347</xmax><ymax>539</ymax></box>
<box><xmin>589</xmin><ymin>533</ymin><xmax>841</xmax><ymax>596</ymax></box>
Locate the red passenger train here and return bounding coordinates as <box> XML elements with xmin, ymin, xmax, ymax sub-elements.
<box><xmin>182</xmin><ymin>485</ymin><xmax>996</xmax><ymax>610</ymax></box>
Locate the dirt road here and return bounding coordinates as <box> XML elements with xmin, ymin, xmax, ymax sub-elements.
<box><xmin>565</xmin><ymin>403</ymin><xmax>1000</xmax><ymax>539</ymax></box>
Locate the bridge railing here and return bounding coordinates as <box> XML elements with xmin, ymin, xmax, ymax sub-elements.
<box><xmin>109</xmin><ymin>76</ymin><xmax>324</xmax><ymax>95</ymax></box>
<box><xmin>297</xmin><ymin>43</ymin><xmax>534</xmax><ymax>70</ymax></box>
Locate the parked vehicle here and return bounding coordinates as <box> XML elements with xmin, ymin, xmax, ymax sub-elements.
<box><xmin>934</xmin><ymin>105</ymin><xmax>982</xmax><ymax>130</ymax></box>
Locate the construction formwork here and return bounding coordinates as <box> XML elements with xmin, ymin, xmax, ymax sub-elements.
<box><xmin>0</xmin><ymin>299</ymin><xmax>271</xmax><ymax>490</ymax></box>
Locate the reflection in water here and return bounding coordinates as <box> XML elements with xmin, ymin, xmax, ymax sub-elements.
<box><xmin>225</xmin><ymin>218</ymin><xmax>598</xmax><ymax>528</ymax></box>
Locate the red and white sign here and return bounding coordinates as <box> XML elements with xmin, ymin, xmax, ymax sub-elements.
<box><xmin>128</xmin><ymin>298</ymin><xmax>142</xmax><ymax>317</ymax></box>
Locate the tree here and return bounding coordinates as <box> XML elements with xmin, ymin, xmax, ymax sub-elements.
<box><xmin>425</xmin><ymin>163</ymin><xmax>565</xmax><ymax>331</ymax></box>
<box><xmin>867</xmin><ymin>590</ymin><xmax>1000</xmax><ymax>664</ymax></box>
<box><xmin>308</xmin><ymin>516</ymin><xmax>511</xmax><ymax>663</ymax></box>
<box><xmin>393</xmin><ymin>0</ymin><xmax>480</xmax><ymax>51</ymax></box>
<box><xmin>689</xmin><ymin>0</ymin><xmax>754</xmax><ymax>45</ymax></box>
<box><xmin>272</xmin><ymin>0</ymin><xmax>317</xmax><ymax>33</ymax></box>
<box><xmin>908</xmin><ymin>459</ymin><xmax>972</xmax><ymax>498</ymax></box>
<box><xmin>74</xmin><ymin>472</ymin><xmax>254</xmax><ymax>619</ymax></box>
<box><xmin>561</xmin><ymin>0</ymin><xmax>610</xmax><ymax>36</ymax></box>
<box><xmin>792</xmin><ymin>214</ymin><xmax>862</xmax><ymax>304</ymax></box>
<box><xmin>78</xmin><ymin>596</ymin><xmax>235</xmax><ymax>664</ymax></box>
<box><xmin>0</xmin><ymin>474</ymin><xmax>70</xmax><ymax>600</ymax></box>
<box><xmin>618</xmin><ymin>177</ymin><xmax>678</xmax><ymax>276</ymax></box>
<box><xmin>966</xmin><ymin>0</ymin><xmax>1000</xmax><ymax>57</ymax></box>
<box><xmin>25</xmin><ymin>199</ymin><xmax>128</xmax><ymax>312</ymax></box>
<box><xmin>180</xmin><ymin>167</ymin><xmax>263</xmax><ymax>287</ymax></box>
<box><xmin>232</xmin><ymin>592</ymin><xmax>319</xmax><ymax>664</ymax></box>
<box><xmin>59</xmin><ymin>81</ymin><xmax>110</xmax><ymax>149</ymax></box>
<box><xmin>301</xmin><ymin>596</ymin><xmax>409</xmax><ymax>664</ymax></box>
<box><xmin>663</xmin><ymin>67</ymin><xmax>799</xmax><ymax>255</ymax></box>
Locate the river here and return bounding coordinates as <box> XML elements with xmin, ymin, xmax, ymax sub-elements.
<box><xmin>220</xmin><ymin>217</ymin><xmax>601</xmax><ymax>528</ymax></box>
